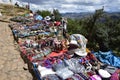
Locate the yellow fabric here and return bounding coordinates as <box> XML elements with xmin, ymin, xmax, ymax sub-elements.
<box><xmin>86</xmin><ymin>48</ymin><xmax>91</xmax><ymax>53</ymax></box>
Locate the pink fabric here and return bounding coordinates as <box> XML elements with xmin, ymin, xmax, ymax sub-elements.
<box><xmin>110</xmin><ymin>69</ymin><xmax>120</xmax><ymax>80</ymax></box>
<box><xmin>90</xmin><ymin>75</ymin><xmax>102</xmax><ymax>80</ymax></box>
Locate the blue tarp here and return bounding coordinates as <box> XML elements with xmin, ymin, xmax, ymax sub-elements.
<box><xmin>94</xmin><ymin>50</ymin><xmax>120</xmax><ymax>68</ymax></box>
<box><xmin>35</xmin><ymin>15</ymin><xmax>43</xmax><ymax>20</ymax></box>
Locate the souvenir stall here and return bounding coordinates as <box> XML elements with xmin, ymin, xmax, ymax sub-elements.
<box><xmin>9</xmin><ymin>15</ymin><xmax>120</xmax><ymax>80</ymax></box>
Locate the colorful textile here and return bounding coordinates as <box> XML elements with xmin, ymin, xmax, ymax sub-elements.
<box><xmin>47</xmin><ymin>50</ymin><xmax>67</xmax><ymax>58</ymax></box>
<box><xmin>110</xmin><ymin>69</ymin><xmax>120</xmax><ymax>80</ymax></box>
<box><xmin>56</xmin><ymin>68</ymin><xmax>74</xmax><ymax>79</ymax></box>
<box><xmin>42</xmin><ymin>74</ymin><xmax>60</xmax><ymax>80</ymax></box>
<box><xmin>65</xmin><ymin>58</ymin><xmax>85</xmax><ymax>73</ymax></box>
<box><xmin>90</xmin><ymin>75</ymin><xmax>102</xmax><ymax>80</ymax></box>
<box><xmin>35</xmin><ymin>15</ymin><xmax>43</xmax><ymax>20</ymax></box>
<box><xmin>94</xmin><ymin>51</ymin><xmax>120</xmax><ymax>68</ymax></box>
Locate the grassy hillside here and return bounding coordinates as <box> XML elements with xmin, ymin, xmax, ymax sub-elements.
<box><xmin>0</xmin><ymin>3</ymin><xmax>30</xmax><ymax>22</ymax></box>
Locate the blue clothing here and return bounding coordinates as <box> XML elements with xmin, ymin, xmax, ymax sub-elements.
<box><xmin>35</xmin><ymin>15</ymin><xmax>43</xmax><ymax>20</ymax></box>
<box><xmin>94</xmin><ymin>51</ymin><xmax>120</xmax><ymax>68</ymax></box>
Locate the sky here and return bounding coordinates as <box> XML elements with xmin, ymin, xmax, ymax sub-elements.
<box><xmin>0</xmin><ymin>0</ymin><xmax>120</xmax><ymax>13</ymax></box>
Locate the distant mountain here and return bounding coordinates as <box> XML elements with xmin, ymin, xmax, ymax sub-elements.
<box><xmin>61</xmin><ymin>12</ymin><xmax>120</xmax><ymax>19</ymax></box>
<box><xmin>104</xmin><ymin>12</ymin><xmax>120</xmax><ymax>19</ymax></box>
<box><xmin>61</xmin><ymin>12</ymin><xmax>93</xmax><ymax>19</ymax></box>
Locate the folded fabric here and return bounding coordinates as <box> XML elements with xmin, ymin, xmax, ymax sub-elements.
<box><xmin>78</xmin><ymin>72</ymin><xmax>89</xmax><ymax>80</ymax></box>
<box><xmin>65</xmin><ymin>58</ymin><xmax>85</xmax><ymax>73</ymax></box>
<box><xmin>52</xmin><ymin>60</ymin><xmax>68</xmax><ymax>71</ymax></box>
<box><xmin>32</xmin><ymin>53</ymin><xmax>44</xmax><ymax>60</ymax></box>
<box><xmin>43</xmin><ymin>48</ymin><xmax>52</xmax><ymax>56</ymax></box>
<box><xmin>56</xmin><ymin>68</ymin><xmax>74</xmax><ymax>79</ymax></box>
<box><xmin>104</xmin><ymin>65</ymin><xmax>117</xmax><ymax>74</ymax></box>
<box><xmin>31</xmin><ymin>26</ymin><xmax>39</xmax><ymax>29</ymax></box>
<box><xmin>43</xmin><ymin>59</ymin><xmax>53</xmax><ymax>68</ymax></box>
<box><xmin>42</xmin><ymin>74</ymin><xmax>60</xmax><ymax>80</ymax></box>
<box><xmin>90</xmin><ymin>75</ymin><xmax>102</xmax><ymax>80</ymax></box>
<box><xmin>72</xmin><ymin>74</ymin><xmax>85</xmax><ymax>80</ymax></box>
<box><xmin>110</xmin><ymin>69</ymin><xmax>120</xmax><ymax>80</ymax></box>
<box><xmin>38</xmin><ymin>65</ymin><xmax>55</xmax><ymax>78</ymax></box>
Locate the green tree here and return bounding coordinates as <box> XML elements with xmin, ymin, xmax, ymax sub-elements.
<box><xmin>63</xmin><ymin>8</ymin><xmax>120</xmax><ymax>56</ymax></box>
<box><xmin>53</xmin><ymin>9</ymin><xmax>61</xmax><ymax>21</ymax></box>
<box><xmin>67</xmin><ymin>18</ymin><xmax>82</xmax><ymax>34</ymax></box>
<box><xmin>36</xmin><ymin>10</ymin><xmax>51</xmax><ymax>18</ymax></box>
<box><xmin>90</xmin><ymin>12</ymin><xmax>120</xmax><ymax>54</ymax></box>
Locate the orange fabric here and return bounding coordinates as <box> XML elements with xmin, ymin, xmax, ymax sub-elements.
<box><xmin>47</xmin><ymin>50</ymin><xmax>67</xmax><ymax>58</ymax></box>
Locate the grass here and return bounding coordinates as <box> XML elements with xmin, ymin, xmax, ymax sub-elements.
<box><xmin>0</xmin><ymin>3</ymin><xmax>30</xmax><ymax>16</ymax></box>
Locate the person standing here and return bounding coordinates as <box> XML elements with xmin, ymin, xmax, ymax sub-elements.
<box><xmin>61</xmin><ymin>17</ymin><xmax>68</xmax><ymax>38</ymax></box>
<box><xmin>62</xmin><ymin>17</ymin><xmax>68</xmax><ymax>31</ymax></box>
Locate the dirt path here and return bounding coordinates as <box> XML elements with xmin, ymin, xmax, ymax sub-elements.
<box><xmin>0</xmin><ymin>21</ymin><xmax>32</xmax><ymax>80</ymax></box>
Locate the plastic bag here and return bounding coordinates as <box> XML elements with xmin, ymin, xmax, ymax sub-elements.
<box><xmin>52</xmin><ymin>60</ymin><xmax>68</xmax><ymax>71</ymax></box>
<box><xmin>104</xmin><ymin>65</ymin><xmax>117</xmax><ymax>74</ymax></box>
<box><xmin>38</xmin><ymin>65</ymin><xmax>55</xmax><ymax>78</ymax></box>
<box><xmin>56</xmin><ymin>68</ymin><xmax>74</xmax><ymax>79</ymax></box>
<box><xmin>65</xmin><ymin>58</ymin><xmax>85</xmax><ymax>73</ymax></box>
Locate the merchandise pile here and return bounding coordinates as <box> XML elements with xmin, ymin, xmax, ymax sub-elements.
<box><xmin>9</xmin><ymin>13</ymin><xmax>120</xmax><ymax>80</ymax></box>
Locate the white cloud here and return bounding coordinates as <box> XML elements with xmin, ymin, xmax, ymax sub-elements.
<box><xmin>84</xmin><ymin>0</ymin><xmax>103</xmax><ymax>4</ymax></box>
<box><xmin>1</xmin><ymin>0</ymin><xmax>120</xmax><ymax>13</ymax></box>
<box><xmin>0</xmin><ymin>0</ymin><xmax>3</xmax><ymax>3</ymax></box>
<box><xmin>61</xmin><ymin>4</ymin><xmax>77</xmax><ymax>9</ymax></box>
<box><xmin>0</xmin><ymin>0</ymin><xmax>10</xmax><ymax>3</ymax></box>
<box><xmin>0</xmin><ymin>0</ymin><xmax>19</xmax><ymax>4</ymax></box>
<box><xmin>65</xmin><ymin>0</ymin><xmax>79</xmax><ymax>3</ymax></box>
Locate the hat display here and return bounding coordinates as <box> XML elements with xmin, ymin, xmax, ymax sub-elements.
<box><xmin>98</xmin><ymin>69</ymin><xmax>111</xmax><ymax>78</ymax></box>
<box><xmin>74</xmin><ymin>48</ymin><xmax>87</xmax><ymax>57</ymax></box>
<box><xmin>44</xmin><ymin>16</ymin><xmax>51</xmax><ymax>20</ymax></box>
<box><xmin>70</xmin><ymin>40</ymin><xmax>78</xmax><ymax>45</ymax></box>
